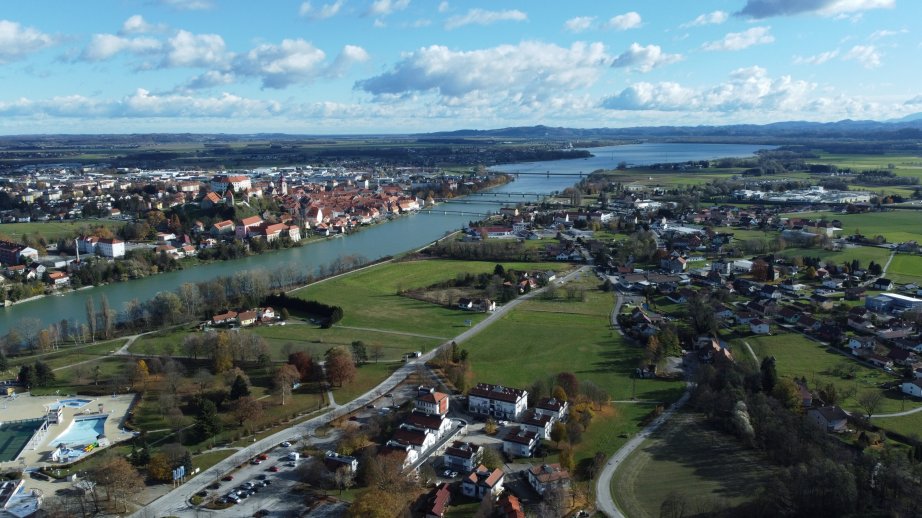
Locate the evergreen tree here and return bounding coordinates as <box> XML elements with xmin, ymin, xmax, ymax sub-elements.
<box><xmin>195</xmin><ymin>399</ymin><xmax>222</xmax><ymax>440</ymax></box>
<box><xmin>761</xmin><ymin>356</ymin><xmax>778</xmax><ymax>394</ymax></box>
<box><xmin>229</xmin><ymin>374</ymin><xmax>250</xmax><ymax>400</ymax></box>
<box><xmin>33</xmin><ymin>361</ymin><xmax>55</xmax><ymax>387</ymax></box>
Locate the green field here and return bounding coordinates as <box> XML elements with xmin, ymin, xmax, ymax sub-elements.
<box><xmin>291</xmin><ymin>259</ymin><xmax>568</xmax><ymax>336</ymax></box>
<box><xmin>780</xmin><ymin>210</ymin><xmax>922</xmax><ymax>243</ymax></box>
<box><xmin>331</xmin><ymin>361</ymin><xmax>402</xmax><ymax>406</ymax></box>
<box><xmin>885</xmin><ymin>254</ymin><xmax>922</xmax><ymax>284</ymax></box>
<box><xmin>742</xmin><ymin>334</ymin><xmax>919</xmax><ymax>416</ymax></box>
<box><xmin>612</xmin><ymin>412</ymin><xmax>777</xmax><ymax>518</ymax></box>
<box><xmin>464</xmin><ymin>278</ymin><xmax>684</xmax><ymax>464</ymax></box>
<box><xmin>777</xmin><ymin>245</ymin><xmax>891</xmax><ymax>268</ymax></box>
<box><xmin>0</xmin><ymin>220</ymin><xmax>123</xmax><ymax>243</ymax></box>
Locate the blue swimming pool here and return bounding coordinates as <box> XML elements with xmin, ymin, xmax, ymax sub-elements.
<box><xmin>52</xmin><ymin>416</ymin><xmax>107</xmax><ymax>448</ymax></box>
<box><xmin>48</xmin><ymin>399</ymin><xmax>92</xmax><ymax>410</ymax></box>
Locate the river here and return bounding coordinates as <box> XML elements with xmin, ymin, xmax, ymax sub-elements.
<box><xmin>0</xmin><ymin>142</ymin><xmax>769</xmax><ymax>335</ymax></box>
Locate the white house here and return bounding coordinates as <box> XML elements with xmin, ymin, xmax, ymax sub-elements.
<box><xmin>806</xmin><ymin>406</ymin><xmax>849</xmax><ymax>433</ymax></box>
<box><xmin>534</xmin><ymin>397</ymin><xmax>568</xmax><ymax>422</ymax></box>
<box><xmin>403</xmin><ymin>411</ymin><xmax>452</xmax><ymax>440</ymax></box>
<box><xmin>518</xmin><ymin>411</ymin><xmax>553</xmax><ymax>440</ymax></box>
<box><xmin>443</xmin><ymin>442</ymin><xmax>482</xmax><ymax>473</ymax></box>
<box><xmin>468</xmin><ymin>383</ymin><xmax>528</xmax><ymax>420</ymax></box>
<box><xmin>97</xmin><ymin>237</ymin><xmax>125</xmax><ymax>258</ymax></box>
<box><xmin>461</xmin><ymin>465</ymin><xmax>504</xmax><ymax>499</ymax></box>
<box><xmin>526</xmin><ymin>463</ymin><xmax>571</xmax><ymax>497</ymax></box>
<box><xmin>415</xmin><ymin>387</ymin><xmax>450</xmax><ymax>416</ymax></box>
<box><xmin>901</xmin><ymin>380</ymin><xmax>922</xmax><ymax>398</ymax></box>
<box><xmin>749</xmin><ymin>319</ymin><xmax>770</xmax><ymax>335</ymax></box>
<box><xmin>501</xmin><ymin>427</ymin><xmax>539</xmax><ymax>458</ymax></box>
<box><xmin>392</xmin><ymin>425</ymin><xmax>437</xmax><ymax>453</ymax></box>
<box><xmin>848</xmin><ymin>336</ymin><xmax>877</xmax><ymax>356</ymax></box>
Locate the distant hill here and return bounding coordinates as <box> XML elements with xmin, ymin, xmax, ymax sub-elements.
<box><xmin>420</xmin><ymin>118</ymin><xmax>922</xmax><ymax>140</ymax></box>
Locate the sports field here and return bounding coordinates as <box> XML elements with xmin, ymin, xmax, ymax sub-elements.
<box><xmin>0</xmin><ymin>419</ymin><xmax>45</xmax><ymax>462</ymax></box>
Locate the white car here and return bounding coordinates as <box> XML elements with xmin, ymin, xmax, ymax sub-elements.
<box><xmin>280</xmin><ymin>441</ymin><xmax>291</xmax><ymax>447</ymax></box>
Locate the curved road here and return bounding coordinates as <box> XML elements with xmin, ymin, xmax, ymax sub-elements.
<box><xmin>595</xmin><ymin>288</ymin><xmax>695</xmax><ymax>518</ymax></box>
<box><xmin>130</xmin><ymin>265</ymin><xmax>588</xmax><ymax>518</ymax></box>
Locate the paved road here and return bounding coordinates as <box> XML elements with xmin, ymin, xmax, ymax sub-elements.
<box><xmin>595</xmin><ymin>288</ymin><xmax>694</xmax><ymax>518</ymax></box>
<box><xmin>333</xmin><ymin>325</ymin><xmax>448</xmax><ymax>341</ymax></box>
<box><xmin>742</xmin><ymin>341</ymin><xmax>759</xmax><ymax>365</ymax></box>
<box><xmin>131</xmin><ymin>265</ymin><xmax>588</xmax><ymax>517</ymax></box>
<box><xmin>595</xmin><ymin>383</ymin><xmax>693</xmax><ymax>518</ymax></box>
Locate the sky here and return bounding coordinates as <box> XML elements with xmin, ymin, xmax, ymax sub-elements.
<box><xmin>0</xmin><ymin>0</ymin><xmax>920</xmax><ymax>134</ymax></box>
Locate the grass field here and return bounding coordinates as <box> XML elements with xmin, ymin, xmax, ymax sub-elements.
<box><xmin>777</xmin><ymin>245</ymin><xmax>891</xmax><ymax>267</ymax></box>
<box><xmin>291</xmin><ymin>259</ymin><xmax>568</xmax><ymax>336</ymax></box>
<box><xmin>741</xmin><ymin>333</ymin><xmax>920</xmax><ymax>416</ymax></box>
<box><xmin>0</xmin><ymin>220</ymin><xmax>123</xmax><ymax>243</ymax></box>
<box><xmin>779</xmin><ymin>210</ymin><xmax>922</xmax><ymax>243</ymax></box>
<box><xmin>884</xmin><ymin>254</ymin><xmax>922</xmax><ymax>284</ymax></box>
<box><xmin>464</xmin><ymin>278</ymin><xmax>684</xmax><ymax>464</ymax></box>
<box><xmin>612</xmin><ymin>412</ymin><xmax>777</xmax><ymax>518</ymax></box>
<box><xmin>331</xmin><ymin>361</ymin><xmax>402</xmax><ymax>406</ymax></box>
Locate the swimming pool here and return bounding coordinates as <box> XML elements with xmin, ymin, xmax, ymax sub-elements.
<box><xmin>52</xmin><ymin>416</ymin><xmax>107</xmax><ymax>448</ymax></box>
<box><xmin>47</xmin><ymin>399</ymin><xmax>92</xmax><ymax>410</ymax></box>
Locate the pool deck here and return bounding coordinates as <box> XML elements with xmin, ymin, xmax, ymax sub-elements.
<box><xmin>0</xmin><ymin>392</ymin><xmax>136</xmax><ymax>469</ymax></box>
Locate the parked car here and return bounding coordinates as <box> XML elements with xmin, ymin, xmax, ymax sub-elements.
<box><xmin>221</xmin><ymin>475</ymin><xmax>234</xmax><ymax>481</ymax></box>
<box><xmin>268</xmin><ymin>466</ymin><xmax>280</xmax><ymax>472</ymax></box>
<box><xmin>250</xmin><ymin>459</ymin><xmax>263</xmax><ymax>465</ymax></box>
<box><xmin>280</xmin><ymin>441</ymin><xmax>291</xmax><ymax>447</ymax></box>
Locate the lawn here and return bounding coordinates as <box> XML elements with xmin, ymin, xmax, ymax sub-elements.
<box><xmin>7</xmin><ymin>338</ymin><xmax>126</xmax><ymax>370</ymax></box>
<box><xmin>463</xmin><ymin>284</ymin><xmax>685</xmax><ymax>464</ymax></box>
<box><xmin>290</xmin><ymin>259</ymin><xmax>569</xmax><ymax>336</ymax></box>
<box><xmin>612</xmin><ymin>411</ymin><xmax>778</xmax><ymax>518</ymax></box>
<box><xmin>331</xmin><ymin>361</ymin><xmax>401</xmax><ymax>406</ymax></box>
<box><xmin>0</xmin><ymin>219</ymin><xmax>124</xmax><ymax>243</ymax></box>
<box><xmin>777</xmin><ymin>245</ymin><xmax>891</xmax><ymax>268</ymax></box>
<box><xmin>741</xmin><ymin>333</ymin><xmax>920</xmax><ymax>416</ymax></box>
<box><xmin>779</xmin><ymin>210</ymin><xmax>922</xmax><ymax>244</ymax></box>
<box><xmin>885</xmin><ymin>254</ymin><xmax>922</xmax><ymax>284</ymax></box>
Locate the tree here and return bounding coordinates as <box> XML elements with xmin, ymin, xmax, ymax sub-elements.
<box><xmin>772</xmin><ymin>379</ymin><xmax>803</xmax><ymax>412</ymax></box>
<box><xmin>857</xmin><ymin>390</ymin><xmax>883</xmax><ymax>420</ymax></box>
<box><xmin>147</xmin><ymin>452</ymin><xmax>173</xmax><ymax>482</ymax></box>
<box><xmin>229</xmin><ymin>374</ymin><xmax>251</xmax><ymax>400</ymax></box>
<box><xmin>288</xmin><ymin>351</ymin><xmax>314</xmax><ymax>381</ymax></box>
<box><xmin>17</xmin><ymin>364</ymin><xmax>33</xmax><ymax>387</ymax></box>
<box><xmin>192</xmin><ymin>368</ymin><xmax>214</xmax><ymax>395</ymax></box>
<box><xmin>552</xmin><ymin>385</ymin><xmax>569</xmax><ymax>403</ymax></box>
<box><xmin>351</xmin><ymin>341</ymin><xmax>368</xmax><ymax>366</ymax></box>
<box><xmin>325</xmin><ymin>346</ymin><xmax>356</xmax><ymax>387</ymax></box>
<box><xmin>257</xmin><ymin>352</ymin><xmax>273</xmax><ymax>374</ymax></box>
<box><xmin>33</xmin><ymin>361</ymin><xmax>54</xmax><ymax>387</ymax></box>
<box><xmin>480</xmin><ymin>446</ymin><xmax>503</xmax><ymax>470</ymax></box>
<box><xmin>274</xmin><ymin>364</ymin><xmax>300</xmax><ymax>406</ymax></box>
<box><xmin>493</xmin><ymin>264</ymin><xmax>505</xmax><ymax>277</ymax></box>
<box><xmin>550</xmin><ymin>421</ymin><xmax>568</xmax><ymax>446</ymax></box>
<box><xmin>86</xmin><ymin>453</ymin><xmax>144</xmax><ymax>513</ymax></box>
<box><xmin>582</xmin><ymin>380</ymin><xmax>609</xmax><ymax>410</ymax></box>
<box><xmin>484</xmin><ymin>418</ymin><xmax>498</xmax><ymax>435</ymax></box>
<box><xmin>761</xmin><ymin>356</ymin><xmax>778</xmax><ymax>394</ymax></box>
<box><xmin>279</xmin><ymin>307</ymin><xmax>290</xmax><ymax>321</ymax></box>
<box><xmin>133</xmin><ymin>360</ymin><xmax>149</xmax><ymax>391</ymax></box>
<box><xmin>85</xmin><ymin>297</ymin><xmax>96</xmax><ymax>342</ymax></box>
<box><xmin>195</xmin><ymin>398</ymin><xmax>222</xmax><ymax>442</ymax></box>
<box><xmin>100</xmin><ymin>294</ymin><xmax>113</xmax><ymax>339</ymax></box>
<box><xmin>370</xmin><ymin>344</ymin><xmax>384</xmax><ymax>364</ymax></box>
<box><xmin>233</xmin><ymin>396</ymin><xmax>263</xmax><ymax>430</ymax></box>
<box><xmin>0</xmin><ymin>350</ymin><xmax>7</xmax><ymax>373</ymax></box>
<box><xmin>211</xmin><ymin>332</ymin><xmax>234</xmax><ymax>374</ymax></box>
<box><xmin>556</xmin><ymin>372</ymin><xmax>579</xmax><ymax>399</ymax></box>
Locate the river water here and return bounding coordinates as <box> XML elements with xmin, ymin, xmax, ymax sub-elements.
<box><xmin>0</xmin><ymin>143</ymin><xmax>768</xmax><ymax>334</ymax></box>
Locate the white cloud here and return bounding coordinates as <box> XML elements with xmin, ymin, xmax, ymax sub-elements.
<box><xmin>234</xmin><ymin>38</ymin><xmax>326</xmax><ymax>89</ymax></box>
<box><xmin>368</xmin><ymin>0</ymin><xmax>410</xmax><ymax>17</ymax></box>
<box><xmin>356</xmin><ymin>41</ymin><xmax>609</xmax><ymax>103</ymax></box>
<box><xmin>178</xmin><ymin>70</ymin><xmax>236</xmax><ymax>91</ymax></box>
<box><xmin>438</xmin><ymin>1</ymin><xmax>449</xmax><ymax>13</ymax></box>
<box><xmin>445</xmin><ymin>9</ymin><xmax>527</xmax><ymax>30</ymax></box>
<box><xmin>602</xmin><ymin>66</ymin><xmax>815</xmax><ymax>113</ymax></box>
<box><xmin>703</xmin><ymin>27</ymin><xmax>774</xmax><ymax>51</ymax></box>
<box><xmin>328</xmin><ymin>44</ymin><xmax>370</xmax><ymax>77</ymax></box>
<box><xmin>564</xmin><ymin>16</ymin><xmax>594</xmax><ymax>33</ymax></box>
<box><xmin>119</xmin><ymin>89</ymin><xmax>279</xmax><ymax>117</ymax></box>
<box><xmin>738</xmin><ymin>0</ymin><xmax>894</xmax><ymax>19</ymax></box>
<box><xmin>843</xmin><ymin>44</ymin><xmax>881</xmax><ymax>68</ymax></box>
<box><xmin>869</xmin><ymin>28</ymin><xmax>906</xmax><ymax>40</ymax></box>
<box><xmin>681</xmin><ymin>10</ymin><xmax>728</xmax><ymax>28</ymax></box>
<box><xmin>611</xmin><ymin>43</ymin><xmax>682</xmax><ymax>72</ymax></box>
<box><xmin>605</xmin><ymin>12</ymin><xmax>642</xmax><ymax>31</ymax></box>
<box><xmin>794</xmin><ymin>49</ymin><xmax>839</xmax><ymax>64</ymax></box>
<box><xmin>0</xmin><ymin>20</ymin><xmax>56</xmax><ymax>64</ymax></box>
<box><xmin>164</xmin><ymin>30</ymin><xmax>228</xmax><ymax>68</ymax></box>
<box><xmin>905</xmin><ymin>95</ymin><xmax>922</xmax><ymax>106</ymax></box>
<box><xmin>156</xmin><ymin>0</ymin><xmax>213</xmax><ymax>11</ymax></box>
<box><xmin>81</xmin><ymin>34</ymin><xmax>162</xmax><ymax>61</ymax></box>
<box><xmin>300</xmin><ymin>0</ymin><xmax>345</xmax><ymax>19</ymax></box>
<box><xmin>120</xmin><ymin>15</ymin><xmax>164</xmax><ymax>35</ymax></box>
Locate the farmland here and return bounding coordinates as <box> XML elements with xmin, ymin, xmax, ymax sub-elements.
<box><xmin>0</xmin><ymin>219</ymin><xmax>123</xmax><ymax>243</ymax></box>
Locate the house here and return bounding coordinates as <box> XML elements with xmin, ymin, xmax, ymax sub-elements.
<box><xmin>501</xmin><ymin>427</ymin><xmax>539</xmax><ymax>457</ymax></box>
<box><xmin>211</xmin><ymin>310</ymin><xmax>238</xmax><ymax>326</ymax></box>
<box><xmin>415</xmin><ymin>387</ymin><xmax>450</xmax><ymax>416</ymax></box>
<box><xmin>200</xmin><ymin>191</ymin><xmax>222</xmax><ymax>208</ymax></box>
<box><xmin>461</xmin><ymin>465</ymin><xmax>504</xmax><ymax>500</ymax></box>
<box><xmin>848</xmin><ymin>336</ymin><xmax>877</xmax><ymax>355</ymax></box>
<box><xmin>873</xmin><ymin>278</ymin><xmax>894</xmax><ymax>291</ymax></box>
<box><xmin>259</xmin><ymin>307</ymin><xmax>276</xmax><ymax>321</ymax></box>
<box><xmin>97</xmin><ymin>238</ymin><xmax>125</xmax><ymax>258</ymax></box>
<box><xmin>444</xmin><ymin>442</ymin><xmax>483</xmax><ymax>472</ymax></box>
<box><xmin>866</xmin><ymin>293</ymin><xmax>922</xmax><ymax>313</ymax></box>
<box><xmin>237</xmin><ymin>310</ymin><xmax>258</xmax><ymax>327</ymax></box>
<box><xmin>900</xmin><ymin>380</ymin><xmax>922</xmax><ymax>398</ymax></box>
<box><xmin>457</xmin><ymin>298</ymin><xmax>474</xmax><ymax>310</ymax></box>
<box><xmin>778</xmin><ymin>307</ymin><xmax>801</xmax><ymax>324</ymax></box>
<box><xmin>392</xmin><ymin>425</ymin><xmax>437</xmax><ymax>453</ymax></box>
<box><xmin>496</xmin><ymin>494</ymin><xmax>526</xmax><ymax>518</ymax></box>
<box><xmin>473</xmin><ymin>298</ymin><xmax>496</xmax><ymax>312</ymax></box>
<box><xmin>534</xmin><ymin>397</ymin><xmax>568</xmax><ymax>422</ymax></box>
<box><xmin>749</xmin><ymin>319</ymin><xmax>771</xmax><ymax>335</ymax></box>
<box><xmin>403</xmin><ymin>410</ymin><xmax>452</xmax><ymax>440</ymax></box>
<box><xmin>526</xmin><ymin>463</ymin><xmax>571</xmax><ymax>496</ymax></box>
<box><xmin>47</xmin><ymin>271</ymin><xmax>69</xmax><ymax>286</ymax></box>
<box><xmin>236</xmin><ymin>215</ymin><xmax>264</xmax><ymax>239</ymax></box>
<box><xmin>424</xmin><ymin>483</ymin><xmax>452</xmax><ymax>518</ymax></box>
<box><xmin>866</xmin><ymin>354</ymin><xmax>893</xmax><ymax>370</ymax></box>
<box><xmin>211</xmin><ymin>219</ymin><xmax>235</xmax><ymax>236</ymax></box>
<box><xmin>323</xmin><ymin>451</ymin><xmax>358</xmax><ymax>473</ymax></box>
<box><xmin>518</xmin><ymin>410</ymin><xmax>553</xmax><ymax>440</ymax></box>
<box><xmin>468</xmin><ymin>383</ymin><xmax>528</xmax><ymax>420</ymax></box>
<box><xmin>0</xmin><ymin>241</ymin><xmax>38</xmax><ymax>266</ymax></box>
<box><xmin>807</xmin><ymin>406</ymin><xmax>849</xmax><ymax>433</ymax></box>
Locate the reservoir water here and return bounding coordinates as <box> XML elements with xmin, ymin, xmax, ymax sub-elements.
<box><xmin>0</xmin><ymin>143</ymin><xmax>769</xmax><ymax>334</ymax></box>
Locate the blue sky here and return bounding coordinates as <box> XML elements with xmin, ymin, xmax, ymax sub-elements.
<box><xmin>0</xmin><ymin>0</ymin><xmax>919</xmax><ymax>133</ymax></box>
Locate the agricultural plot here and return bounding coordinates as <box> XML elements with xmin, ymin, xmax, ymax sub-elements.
<box><xmin>884</xmin><ymin>254</ymin><xmax>922</xmax><ymax>284</ymax></box>
<box><xmin>777</xmin><ymin>245</ymin><xmax>891</xmax><ymax>267</ymax></box>
<box><xmin>0</xmin><ymin>220</ymin><xmax>123</xmax><ymax>243</ymax></box>
<box><xmin>779</xmin><ymin>210</ymin><xmax>922</xmax><ymax>244</ymax></box>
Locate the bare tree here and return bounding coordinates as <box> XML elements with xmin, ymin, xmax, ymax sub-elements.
<box><xmin>857</xmin><ymin>390</ymin><xmax>883</xmax><ymax>420</ymax></box>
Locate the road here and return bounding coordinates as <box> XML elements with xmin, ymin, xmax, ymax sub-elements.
<box><xmin>595</xmin><ymin>286</ymin><xmax>694</xmax><ymax>518</ymax></box>
<box><xmin>130</xmin><ymin>265</ymin><xmax>588</xmax><ymax>518</ymax></box>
